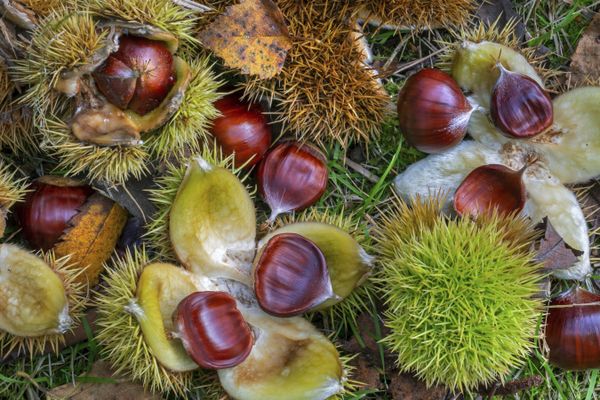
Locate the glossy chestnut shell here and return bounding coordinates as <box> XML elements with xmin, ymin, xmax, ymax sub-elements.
<box><xmin>257</xmin><ymin>141</ymin><xmax>328</xmax><ymax>221</ymax></box>
<box><xmin>173</xmin><ymin>291</ymin><xmax>253</xmax><ymax>370</ymax></box>
<box><xmin>93</xmin><ymin>35</ymin><xmax>175</xmax><ymax>116</ymax></box>
<box><xmin>17</xmin><ymin>176</ymin><xmax>93</xmax><ymax>250</ymax></box>
<box><xmin>454</xmin><ymin>164</ymin><xmax>526</xmax><ymax>218</ymax></box>
<box><xmin>546</xmin><ymin>287</ymin><xmax>600</xmax><ymax>370</ymax></box>
<box><xmin>254</xmin><ymin>233</ymin><xmax>334</xmax><ymax>317</ymax></box>
<box><xmin>211</xmin><ymin>94</ymin><xmax>272</xmax><ymax>167</ymax></box>
<box><xmin>397</xmin><ymin>68</ymin><xmax>473</xmax><ymax>154</ymax></box>
<box><xmin>490</xmin><ymin>64</ymin><xmax>553</xmax><ymax>139</ymax></box>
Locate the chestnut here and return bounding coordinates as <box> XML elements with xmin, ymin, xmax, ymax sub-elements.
<box><xmin>173</xmin><ymin>291</ymin><xmax>253</xmax><ymax>369</ymax></box>
<box><xmin>397</xmin><ymin>68</ymin><xmax>474</xmax><ymax>154</ymax></box>
<box><xmin>211</xmin><ymin>94</ymin><xmax>272</xmax><ymax>167</ymax></box>
<box><xmin>253</xmin><ymin>233</ymin><xmax>335</xmax><ymax>317</ymax></box>
<box><xmin>17</xmin><ymin>176</ymin><xmax>93</xmax><ymax>251</ymax></box>
<box><xmin>257</xmin><ymin>141</ymin><xmax>328</xmax><ymax>222</ymax></box>
<box><xmin>93</xmin><ymin>35</ymin><xmax>175</xmax><ymax>116</ymax></box>
<box><xmin>453</xmin><ymin>164</ymin><xmax>526</xmax><ymax>218</ymax></box>
<box><xmin>546</xmin><ymin>287</ymin><xmax>600</xmax><ymax>370</ymax></box>
<box><xmin>490</xmin><ymin>64</ymin><xmax>553</xmax><ymax>139</ymax></box>
<box><xmin>16</xmin><ymin>176</ymin><xmax>128</xmax><ymax>285</ymax></box>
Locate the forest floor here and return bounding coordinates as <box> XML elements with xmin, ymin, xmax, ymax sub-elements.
<box><xmin>2</xmin><ymin>0</ymin><xmax>600</xmax><ymax>399</ymax></box>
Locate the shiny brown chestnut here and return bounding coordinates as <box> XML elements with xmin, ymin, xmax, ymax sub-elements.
<box><xmin>490</xmin><ymin>64</ymin><xmax>553</xmax><ymax>139</ymax></box>
<box><xmin>454</xmin><ymin>164</ymin><xmax>526</xmax><ymax>218</ymax></box>
<box><xmin>546</xmin><ymin>287</ymin><xmax>600</xmax><ymax>370</ymax></box>
<box><xmin>173</xmin><ymin>291</ymin><xmax>253</xmax><ymax>369</ymax></box>
<box><xmin>254</xmin><ymin>233</ymin><xmax>335</xmax><ymax>317</ymax></box>
<box><xmin>17</xmin><ymin>176</ymin><xmax>93</xmax><ymax>250</ymax></box>
<box><xmin>257</xmin><ymin>141</ymin><xmax>328</xmax><ymax>222</ymax></box>
<box><xmin>93</xmin><ymin>35</ymin><xmax>175</xmax><ymax>116</ymax></box>
<box><xmin>211</xmin><ymin>94</ymin><xmax>272</xmax><ymax>167</ymax></box>
<box><xmin>397</xmin><ymin>68</ymin><xmax>474</xmax><ymax>154</ymax></box>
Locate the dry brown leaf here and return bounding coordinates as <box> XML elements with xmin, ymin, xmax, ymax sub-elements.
<box><xmin>389</xmin><ymin>373</ymin><xmax>446</xmax><ymax>400</ymax></box>
<box><xmin>54</xmin><ymin>193</ymin><xmax>128</xmax><ymax>286</ymax></box>
<box><xmin>570</xmin><ymin>13</ymin><xmax>600</xmax><ymax>85</ymax></box>
<box><xmin>198</xmin><ymin>0</ymin><xmax>291</xmax><ymax>79</ymax></box>
<box><xmin>48</xmin><ymin>361</ymin><xmax>161</xmax><ymax>400</ymax></box>
<box><xmin>534</xmin><ymin>217</ymin><xmax>583</xmax><ymax>271</ymax></box>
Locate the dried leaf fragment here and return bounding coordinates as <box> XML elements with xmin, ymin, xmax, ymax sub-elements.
<box><xmin>47</xmin><ymin>361</ymin><xmax>162</xmax><ymax>400</ymax></box>
<box><xmin>534</xmin><ymin>218</ymin><xmax>583</xmax><ymax>271</ymax></box>
<box><xmin>198</xmin><ymin>0</ymin><xmax>291</xmax><ymax>79</ymax></box>
<box><xmin>570</xmin><ymin>13</ymin><xmax>600</xmax><ymax>86</ymax></box>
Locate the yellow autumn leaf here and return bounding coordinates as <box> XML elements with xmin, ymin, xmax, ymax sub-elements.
<box><xmin>54</xmin><ymin>193</ymin><xmax>128</xmax><ymax>286</ymax></box>
<box><xmin>199</xmin><ymin>0</ymin><xmax>292</xmax><ymax>79</ymax></box>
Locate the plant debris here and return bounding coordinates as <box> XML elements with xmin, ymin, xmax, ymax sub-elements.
<box><xmin>534</xmin><ymin>217</ymin><xmax>584</xmax><ymax>271</ymax></box>
<box><xmin>570</xmin><ymin>13</ymin><xmax>600</xmax><ymax>85</ymax></box>
<box><xmin>198</xmin><ymin>0</ymin><xmax>291</xmax><ymax>79</ymax></box>
<box><xmin>47</xmin><ymin>361</ymin><xmax>162</xmax><ymax>400</ymax></box>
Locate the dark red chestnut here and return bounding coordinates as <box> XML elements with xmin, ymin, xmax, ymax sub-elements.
<box><xmin>211</xmin><ymin>94</ymin><xmax>272</xmax><ymax>167</ymax></box>
<box><xmin>17</xmin><ymin>176</ymin><xmax>93</xmax><ymax>250</ymax></box>
<box><xmin>173</xmin><ymin>291</ymin><xmax>253</xmax><ymax>369</ymax></box>
<box><xmin>397</xmin><ymin>68</ymin><xmax>474</xmax><ymax>154</ymax></box>
<box><xmin>257</xmin><ymin>141</ymin><xmax>328</xmax><ymax>221</ymax></box>
<box><xmin>93</xmin><ymin>35</ymin><xmax>175</xmax><ymax>116</ymax></box>
<box><xmin>454</xmin><ymin>164</ymin><xmax>526</xmax><ymax>218</ymax></box>
<box><xmin>254</xmin><ymin>233</ymin><xmax>334</xmax><ymax>317</ymax></box>
<box><xmin>546</xmin><ymin>287</ymin><xmax>600</xmax><ymax>370</ymax></box>
<box><xmin>490</xmin><ymin>64</ymin><xmax>553</xmax><ymax>139</ymax></box>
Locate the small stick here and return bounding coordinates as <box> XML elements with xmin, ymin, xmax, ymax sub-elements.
<box><xmin>344</xmin><ymin>157</ymin><xmax>380</xmax><ymax>184</ymax></box>
<box><xmin>478</xmin><ymin>376</ymin><xmax>544</xmax><ymax>398</ymax></box>
<box><xmin>171</xmin><ymin>0</ymin><xmax>213</xmax><ymax>13</ymax></box>
<box><xmin>392</xmin><ymin>46</ymin><xmax>448</xmax><ymax>76</ymax></box>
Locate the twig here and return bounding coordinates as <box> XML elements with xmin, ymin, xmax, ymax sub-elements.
<box><xmin>344</xmin><ymin>157</ymin><xmax>380</xmax><ymax>184</ymax></box>
<box><xmin>478</xmin><ymin>376</ymin><xmax>544</xmax><ymax>398</ymax></box>
<box><xmin>382</xmin><ymin>35</ymin><xmax>408</xmax><ymax>71</ymax></box>
<box><xmin>392</xmin><ymin>46</ymin><xmax>448</xmax><ymax>76</ymax></box>
<box><xmin>172</xmin><ymin>0</ymin><xmax>213</xmax><ymax>13</ymax></box>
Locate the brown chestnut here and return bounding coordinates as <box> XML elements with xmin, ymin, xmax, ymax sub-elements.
<box><xmin>93</xmin><ymin>35</ymin><xmax>175</xmax><ymax>116</ymax></box>
<box><xmin>490</xmin><ymin>64</ymin><xmax>553</xmax><ymax>139</ymax></box>
<box><xmin>253</xmin><ymin>233</ymin><xmax>335</xmax><ymax>317</ymax></box>
<box><xmin>211</xmin><ymin>94</ymin><xmax>272</xmax><ymax>167</ymax></box>
<box><xmin>454</xmin><ymin>164</ymin><xmax>526</xmax><ymax>218</ymax></box>
<box><xmin>397</xmin><ymin>68</ymin><xmax>474</xmax><ymax>154</ymax></box>
<box><xmin>16</xmin><ymin>175</ymin><xmax>128</xmax><ymax>286</ymax></box>
<box><xmin>17</xmin><ymin>176</ymin><xmax>93</xmax><ymax>250</ymax></box>
<box><xmin>173</xmin><ymin>291</ymin><xmax>253</xmax><ymax>369</ymax></box>
<box><xmin>257</xmin><ymin>141</ymin><xmax>328</xmax><ymax>222</ymax></box>
<box><xmin>546</xmin><ymin>287</ymin><xmax>600</xmax><ymax>370</ymax></box>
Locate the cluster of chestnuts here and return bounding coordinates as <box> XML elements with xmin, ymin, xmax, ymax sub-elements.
<box><xmin>210</xmin><ymin>93</ymin><xmax>329</xmax><ymax>221</ymax></box>
<box><xmin>89</xmin><ymin>84</ymin><xmax>369</xmax><ymax>398</ymax></box>
<box><xmin>152</xmin><ymin>97</ymin><xmax>357</xmax><ymax>378</ymax></box>
<box><xmin>397</xmin><ymin>66</ymin><xmax>551</xmax><ymax>218</ymax></box>
<box><xmin>394</xmin><ymin>39</ymin><xmax>600</xmax><ymax>378</ymax></box>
